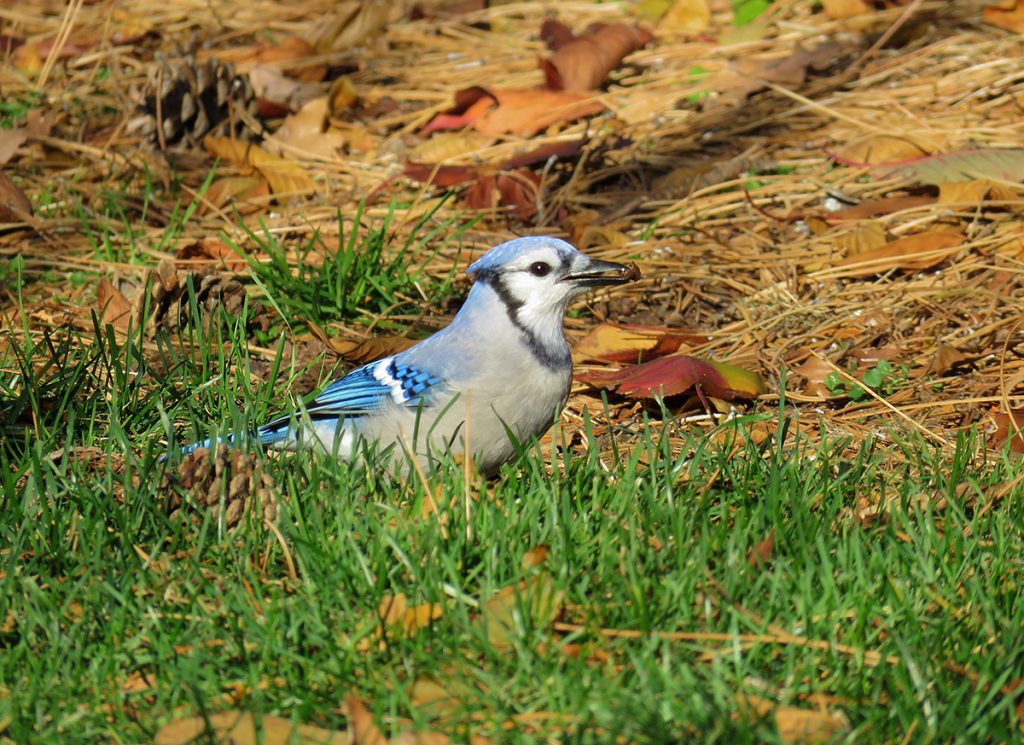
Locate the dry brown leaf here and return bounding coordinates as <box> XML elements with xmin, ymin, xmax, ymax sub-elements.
<box><xmin>989</xmin><ymin>409</ymin><xmax>1024</xmax><ymax>454</ymax></box>
<box><xmin>410</xmin><ymin>132</ymin><xmax>496</xmax><ymax>164</ymax></box>
<box><xmin>201</xmin><ymin>176</ymin><xmax>270</xmax><ymax>214</ymax></box>
<box><xmin>204</xmin><ymin>136</ymin><xmax>317</xmax><ymax>196</ymax></box>
<box><xmin>573</xmin><ymin>323</ymin><xmax>705</xmax><ymax>363</ymax></box>
<box><xmin>833</xmin><ymin>135</ymin><xmax>932</xmax><ymax>166</ymax></box>
<box><xmin>175</xmin><ymin>239</ymin><xmax>246</xmax><ymax>272</ymax></box>
<box><xmin>659</xmin><ymin>0</ymin><xmax>712</xmax><ymax>32</ymax></box>
<box><xmin>323</xmin><ymin>335</ymin><xmax>419</xmax><ymax>365</ymax></box>
<box><xmin>747</xmin><ymin>529</ymin><xmax>775</xmax><ymax>567</ymax></box>
<box><xmin>710</xmin><ymin>42</ymin><xmax>849</xmax><ymax>106</ymax></box>
<box><xmin>248</xmin><ymin>64</ymin><xmax>325</xmax><ymax>113</ymax></box>
<box><xmin>927</xmin><ymin>343</ymin><xmax>967</xmax><ymax>376</ymax></box>
<box><xmin>821</xmin><ymin>0</ymin><xmax>873</xmax><ymax>19</ymax></box>
<box><xmin>824</xmin><ymin>194</ymin><xmax>936</xmax><ymax>223</ymax></box>
<box><xmin>0</xmin><ymin>129</ymin><xmax>27</xmax><ymax>167</ymax></box>
<box><xmin>96</xmin><ymin>278</ymin><xmax>132</xmax><ymax>332</ymax></box>
<box><xmin>422</xmin><ymin>87</ymin><xmax>604</xmax><ymax>137</ymax></box>
<box><xmin>832</xmin><ymin>229</ymin><xmax>965</xmax><ymax>274</ymax></box>
<box><xmin>834</xmin><ymin>220</ymin><xmax>887</xmax><ymax>259</ymax></box>
<box><xmin>984</xmin><ymin>1</ymin><xmax>1024</xmax><ymax>33</ymax></box>
<box><xmin>0</xmin><ymin>171</ymin><xmax>32</xmax><ymax>222</ymax></box>
<box><xmin>272</xmin><ymin>97</ymin><xmax>347</xmax><ymax>160</ymax></box>
<box><xmin>200</xmin><ymin>36</ymin><xmax>325</xmax><ymax>80</ymax></box>
<box><xmin>937</xmin><ymin>179</ymin><xmax>1017</xmax><ymax>205</ymax></box>
<box><xmin>792</xmin><ymin>356</ymin><xmax>833</xmax><ymax>398</ymax></box>
<box><xmin>312</xmin><ymin>1</ymin><xmax>393</xmax><ymax>54</ymax></box>
<box><xmin>346</xmin><ymin>694</ymin><xmax>389</xmax><ymax>745</ymax></box>
<box><xmin>541</xmin><ymin>22</ymin><xmax>655</xmax><ymax>92</ymax></box>
<box><xmin>154</xmin><ymin>711</ymin><xmax>346</xmax><ymax>745</ymax></box>
<box><xmin>738</xmin><ymin>695</ymin><xmax>850</xmax><ymax>744</ymax></box>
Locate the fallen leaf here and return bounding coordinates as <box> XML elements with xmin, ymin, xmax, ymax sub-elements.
<box><xmin>409</xmin><ymin>132</ymin><xmax>497</xmax><ymax>163</ymax></box>
<box><xmin>989</xmin><ymin>409</ymin><xmax>1024</xmax><ymax>454</ymax></box>
<box><xmin>832</xmin><ymin>135</ymin><xmax>931</xmax><ymax>166</ymax></box>
<box><xmin>200</xmin><ymin>175</ymin><xmax>270</xmax><ymax>214</ymax></box>
<box><xmin>821</xmin><ymin>0</ymin><xmax>872</xmax><ymax>19</ymax></box>
<box><xmin>880</xmin><ymin>148</ymin><xmax>1024</xmax><ymax>184</ymax></box>
<box><xmin>748</xmin><ymin>529</ymin><xmax>775</xmax><ymax>567</ymax></box>
<box><xmin>357</xmin><ymin>593</ymin><xmax>444</xmax><ymax>651</ymax></box>
<box><xmin>927</xmin><ymin>343</ymin><xmax>967</xmax><ymax>376</ymax></box>
<box><xmin>832</xmin><ymin>229</ymin><xmax>965</xmax><ymax>274</ymax></box>
<box><xmin>0</xmin><ymin>171</ymin><xmax>32</xmax><ymax>222</ymax></box>
<box><xmin>312</xmin><ymin>1</ymin><xmax>394</xmax><ymax>54</ymax></box>
<box><xmin>476</xmin><ymin>548</ymin><xmax>563</xmax><ymax>649</ymax></box>
<box><xmin>248</xmin><ymin>64</ymin><xmax>325</xmax><ymax>113</ymax></box>
<box><xmin>937</xmin><ymin>179</ymin><xmax>1018</xmax><ymax>205</ymax></box>
<box><xmin>421</xmin><ymin>87</ymin><xmax>604</xmax><ymax>137</ymax></box>
<box><xmin>540</xmin><ymin>22</ymin><xmax>655</xmax><ymax>92</ymax></box>
<box><xmin>984</xmin><ymin>1</ymin><xmax>1024</xmax><ymax>33</ymax></box>
<box><xmin>271</xmin><ymin>97</ymin><xmax>347</xmax><ymax>160</ymax></box>
<box><xmin>321</xmin><ymin>335</ymin><xmax>419</xmax><ymax>365</ymax></box>
<box><xmin>792</xmin><ymin>356</ymin><xmax>833</xmax><ymax>398</ymax></box>
<box><xmin>154</xmin><ymin>711</ymin><xmax>346</xmax><ymax>745</ymax></box>
<box><xmin>462</xmin><ymin>168</ymin><xmax>541</xmax><ymax>219</ymax></box>
<box><xmin>577</xmin><ymin>354</ymin><xmax>766</xmax><ymax>401</ymax></box>
<box><xmin>175</xmin><ymin>239</ymin><xmax>246</xmax><ymax>272</ymax></box>
<box><xmin>738</xmin><ymin>694</ymin><xmax>850</xmax><ymax>743</ymax></box>
<box><xmin>824</xmin><ymin>194</ymin><xmax>936</xmax><ymax>223</ymax></box>
<box><xmin>710</xmin><ymin>41</ymin><xmax>850</xmax><ymax>106</ymax></box>
<box><xmin>659</xmin><ymin>0</ymin><xmax>712</xmax><ymax>33</ymax></box>
<box><xmin>97</xmin><ymin>278</ymin><xmax>132</xmax><ymax>332</ymax></box>
<box><xmin>204</xmin><ymin>136</ymin><xmax>317</xmax><ymax>196</ymax></box>
<box><xmin>346</xmin><ymin>694</ymin><xmax>389</xmax><ymax>745</ymax></box>
<box><xmin>0</xmin><ymin>129</ymin><xmax>27</xmax><ymax>167</ymax></box>
<box><xmin>573</xmin><ymin>323</ymin><xmax>706</xmax><ymax>363</ymax></box>
<box><xmin>834</xmin><ymin>220</ymin><xmax>887</xmax><ymax>259</ymax></box>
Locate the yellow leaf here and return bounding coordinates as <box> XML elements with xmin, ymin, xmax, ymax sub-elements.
<box><xmin>201</xmin><ymin>176</ymin><xmax>269</xmax><ymax>215</ymax></box>
<box><xmin>737</xmin><ymin>695</ymin><xmax>850</xmax><ymax>743</ymax></box>
<box><xmin>832</xmin><ymin>229</ymin><xmax>965</xmax><ymax>275</ymax></box>
<box><xmin>836</xmin><ymin>135</ymin><xmax>931</xmax><ymax>165</ymax></box>
<box><xmin>821</xmin><ymin>0</ymin><xmax>872</xmax><ymax>19</ymax></box>
<box><xmin>834</xmin><ymin>220</ymin><xmax>887</xmax><ymax>259</ymax></box>
<box><xmin>312</xmin><ymin>1</ymin><xmax>394</xmax><ymax>54</ymax></box>
<box><xmin>154</xmin><ymin>711</ymin><xmax>346</xmax><ymax>745</ymax></box>
<box><xmin>659</xmin><ymin>0</ymin><xmax>711</xmax><ymax>32</ymax></box>
<box><xmin>204</xmin><ymin>136</ymin><xmax>317</xmax><ymax>196</ymax></box>
<box><xmin>478</xmin><ymin>572</ymin><xmax>563</xmax><ymax>649</ymax></box>
<box><xmin>345</xmin><ymin>695</ymin><xmax>388</xmax><ymax>745</ymax></box>
<box><xmin>410</xmin><ymin>132</ymin><xmax>497</xmax><ymax>164</ymax></box>
<box><xmin>937</xmin><ymin>179</ymin><xmax>1017</xmax><ymax>205</ymax></box>
<box><xmin>271</xmin><ymin>97</ymin><xmax>347</xmax><ymax>161</ymax></box>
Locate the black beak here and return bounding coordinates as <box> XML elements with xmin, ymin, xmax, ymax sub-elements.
<box><xmin>562</xmin><ymin>258</ymin><xmax>641</xmax><ymax>288</ymax></box>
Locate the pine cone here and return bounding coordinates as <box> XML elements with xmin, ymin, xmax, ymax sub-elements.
<box><xmin>111</xmin><ymin>259</ymin><xmax>268</xmax><ymax>336</ymax></box>
<box><xmin>162</xmin><ymin>445</ymin><xmax>279</xmax><ymax>528</ymax></box>
<box><xmin>132</xmin><ymin>56</ymin><xmax>260</xmax><ymax>148</ymax></box>
<box><xmin>148</xmin><ymin>260</ymin><xmax>254</xmax><ymax>334</ymax></box>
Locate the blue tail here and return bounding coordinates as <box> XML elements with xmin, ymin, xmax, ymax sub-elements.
<box><xmin>162</xmin><ymin>421</ymin><xmax>293</xmax><ymax>462</ymax></box>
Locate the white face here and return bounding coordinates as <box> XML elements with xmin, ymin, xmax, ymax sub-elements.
<box><xmin>496</xmin><ymin>244</ymin><xmax>588</xmax><ymax>315</ymax></box>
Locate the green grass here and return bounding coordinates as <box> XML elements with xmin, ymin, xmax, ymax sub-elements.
<box><xmin>2</xmin><ymin>222</ymin><xmax>1024</xmax><ymax>743</ymax></box>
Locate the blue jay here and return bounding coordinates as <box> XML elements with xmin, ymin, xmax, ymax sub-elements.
<box><xmin>178</xmin><ymin>236</ymin><xmax>638</xmax><ymax>474</ymax></box>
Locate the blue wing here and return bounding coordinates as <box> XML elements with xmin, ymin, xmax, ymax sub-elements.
<box><xmin>256</xmin><ymin>356</ymin><xmax>443</xmax><ymax>445</ymax></box>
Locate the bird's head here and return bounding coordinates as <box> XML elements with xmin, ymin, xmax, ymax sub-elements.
<box><xmin>467</xmin><ymin>237</ymin><xmax>639</xmax><ymax>325</ymax></box>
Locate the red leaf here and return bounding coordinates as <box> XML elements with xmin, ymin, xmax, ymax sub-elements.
<box><xmin>577</xmin><ymin>355</ymin><xmax>765</xmax><ymax>401</ymax></box>
<box><xmin>404</xmin><ymin>162</ymin><xmax>481</xmax><ymax>187</ymax></box>
<box><xmin>463</xmin><ymin>168</ymin><xmax>541</xmax><ymax>220</ymax></box>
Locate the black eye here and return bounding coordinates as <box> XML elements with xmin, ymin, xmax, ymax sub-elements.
<box><xmin>529</xmin><ymin>261</ymin><xmax>552</xmax><ymax>277</ymax></box>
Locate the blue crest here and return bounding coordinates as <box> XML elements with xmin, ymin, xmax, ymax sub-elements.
<box><xmin>467</xmin><ymin>236</ymin><xmax>577</xmax><ymax>276</ymax></box>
